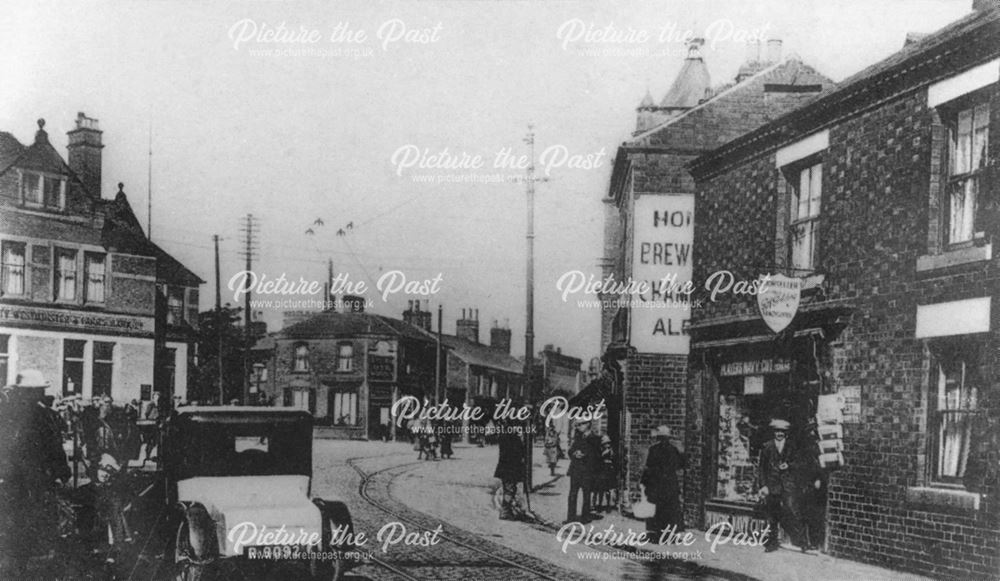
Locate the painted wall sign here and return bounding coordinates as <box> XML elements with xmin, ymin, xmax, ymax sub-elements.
<box><xmin>757</xmin><ymin>274</ymin><xmax>802</xmax><ymax>333</ymax></box>
<box><xmin>0</xmin><ymin>305</ymin><xmax>153</xmax><ymax>337</ymax></box>
<box><xmin>629</xmin><ymin>193</ymin><xmax>693</xmax><ymax>354</ymax></box>
<box><xmin>719</xmin><ymin>358</ymin><xmax>792</xmax><ymax>377</ymax></box>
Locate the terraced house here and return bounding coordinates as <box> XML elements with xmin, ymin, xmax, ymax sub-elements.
<box><xmin>685</xmin><ymin>4</ymin><xmax>1000</xmax><ymax>577</ymax></box>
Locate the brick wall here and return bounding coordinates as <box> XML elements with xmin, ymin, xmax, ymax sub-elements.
<box><xmin>690</xmin><ymin>83</ymin><xmax>1000</xmax><ymax>578</ymax></box>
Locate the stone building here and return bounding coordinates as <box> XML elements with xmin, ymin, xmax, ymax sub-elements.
<box><xmin>0</xmin><ymin>113</ymin><xmax>201</xmax><ymax>403</ymax></box>
<box><xmin>685</xmin><ymin>5</ymin><xmax>1000</xmax><ymax>576</ymax></box>
<box><xmin>601</xmin><ymin>37</ymin><xmax>834</xmax><ymax>505</ymax></box>
<box><xmin>254</xmin><ymin>299</ymin><xmax>438</xmax><ymax>439</ymax></box>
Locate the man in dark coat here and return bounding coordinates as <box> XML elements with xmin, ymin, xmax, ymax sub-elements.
<box><xmin>566</xmin><ymin>420</ymin><xmax>600</xmax><ymax>523</ymax></box>
<box><xmin>494</xmin><ymin>420</ymin><xmax>525</xmax><ymax>520</ymax></box>
<box><xmin>640</xmin><ymin>425</ymin><xmax>687</xmax><ymax>541</ymax></box>
<box><xmin>0</xmin><ymin>371</ymin><xmax>70</xmax><ymax>575</ymax></box>
<box><xmin>758</xmin><ymin>419</ymin><xmax>811</xmax><ymax>552</ymax></box>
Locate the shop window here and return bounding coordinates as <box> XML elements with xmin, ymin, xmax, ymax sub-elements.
<box><xmin>63</xmin><ymin>339</ymin><xmax>85</xmax><ymax>397</ymax></box>
<box><xmin>85</xmin><ymin>252</ymin><xmax>106</xmax><ymax>303</ymax></box>
<box><xmin>21</xmin><ymin>172</ymin><xmax>65</xmax><ymax>209</ymax></box>
<box><xmin>54</xmin><ymin>248</ymin><xmax>77</xmax><ymax>301</ymax></box>
<box><xmin>92</xmin><ymin>342</ymin><xmax>114</xmax><ymax>398</ymax></box>
<box><xmin>329</xmin><ymin>391</ymin><xmax>358</xmax><ymax>425</ymax></box>
<box><xmin>944</xmin><ymin>99</ymin><xmax>989</xmax><ymax>246</ymax></box>
<box><xmin>788</xmin><ymin>163</ymin><xmax>822</xmax><ymax>272</ymax></box>
<box><xmin>293</xmin><ymin>343</ymin><xmax>310</xmax><ymax>372</ymax></box>
<box><xmin>337</xmin><ymin>343</ymin><xmax>354</xmax><ymax>372</ymax></box>
<box><xmin>0</xmin><ymin>335</ymin><xmax>9</xmax><ymax>386</ymax></box>
<box><xmin>933</xmin><ymin>359</ymin><xmax>979</xmax><ymax>483</ymax></box>
<box><xmin>1</xmin><ymin>241</ymin><xmax>26</xmax><ymax>296</ymax></box>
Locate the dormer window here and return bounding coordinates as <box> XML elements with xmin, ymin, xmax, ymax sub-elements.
<box><xmin>21</xmin><ymin>172</ymin><xmax>65</xmax><ymax>210</ymax></box>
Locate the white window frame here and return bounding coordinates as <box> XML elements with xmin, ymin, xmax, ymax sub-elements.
<box><xmin>944</xmin><ymin>99</ymin><xmax>990</xmax><ymax>246</ymax></box>
<box><xmin>337</xmin><ymin>342</ymin><xmax>354</xmax><ymax>372</ymax></box>
<box><xmin>85</xmin><ymin>252</ymin><xmax>107</xmax><ymax>304</ymax></box>
<box><xmin>933</xmin><ymin>359</ymin><xmax>979</xmax><ymax>484</ymax></box>
<box><xmin>1</xmin><ymin>240</ymin><xmax>27</xmax><ymax>297</ymax></box>
<box><xmin>788</xmin><ymin>162</ymin><xmax>822</xmax><ymax>272</ymax></box>
<box><xmin>293</xmin><ymin>343</ymin><xmax>310</xmax><ymax>373</ymax></box>
<box><xmin>54</xmin><ymin>247</ymin><xmax>78</xmax><ymax>302</ymax></box>
<box><xmin>20</xmin><ymin>170</ymin><xmax>66</xmax><ymax>210</ymax></box>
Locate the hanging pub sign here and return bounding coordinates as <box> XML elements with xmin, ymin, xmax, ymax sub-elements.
<box><xmin>757</xmin><ymin>273</ymin><xmax>802</xmax><ymax>333</ymax></box>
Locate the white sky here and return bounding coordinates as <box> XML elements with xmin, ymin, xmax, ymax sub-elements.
<box><xmin>1</xmin><ymin>0</ymin><xmax>972</xmax><ymax>362</ymax></box>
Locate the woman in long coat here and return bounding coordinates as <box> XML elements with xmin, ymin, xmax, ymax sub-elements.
<box><xmin>494</xmin><ymin>422</ymin><xmax>525</xmax><ymax>520</ymax></box>
<box><xmin>543</xmin><ymin>423</ymin><xmax>560</xmax><ymax>475</ymax></box>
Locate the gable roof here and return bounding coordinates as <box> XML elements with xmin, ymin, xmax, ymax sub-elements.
<box><xmin>660</xmin><ymin>54</ymin><xmax>711</xmax><ymax>109</ymax></box>
<box><xmin>0</xmin><ymin>132</ymin><xmax>25</xmax><ymax>173</ymax></box>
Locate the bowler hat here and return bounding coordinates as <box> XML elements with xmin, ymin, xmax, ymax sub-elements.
<box><xmin>14</xmin><ymin>369</ymin><xmax>50</xmax><ymax>389</ymax></box>
<box><xmin>651</xmin><ymin>425</ymin><xmax>672</xmax><ymax>438</ymax></box>
<box><xmin>769</xmin><ymin>419</ymin><xmax>791</xmax><ymax>431</ymax></box>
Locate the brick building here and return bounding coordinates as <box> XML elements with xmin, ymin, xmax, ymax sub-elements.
<box><xmin>0</xmin><ymin>113</ymin><xmax>201</xmax><ymax>403</ymax></box>
<box><xmin>439</xmin><ymin>309</ymin><xmax>524</xmax><ymax>428</ymax></box>
<box><xmin>601</xmin><ymin>38</ymin><xmax>834</xmax><ymax>502</ymax></box>
<box><xmin>685</xmin><ymin>5</ymin><xmax>1000</xmax><ymax>577</ymax></box>
<box><xmin>254</xmin><ymin>298</ymin><xmax>438</xmax><ymax>439</ymax></box>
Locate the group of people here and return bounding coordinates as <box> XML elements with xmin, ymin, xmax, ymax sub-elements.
<box><xmin>409</xmin><ymin>418</ymin><xmax>455</xmax><ymax>461</ymax></box>
<box><xmin>565</xmin><ymin>419</ymin><xmax>618</xmax><ymax>523</ymax></box>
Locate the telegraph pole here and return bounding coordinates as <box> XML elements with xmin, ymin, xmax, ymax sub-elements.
<box><xmin>436</xmin><ymin>304</ymin><xmax>443</xmax><ymax>404</ymax></box>
<box><xmin>522</xmin><ymin>124</ymin><xmax>548</xmax><ymax>508</ymax></box>
<box><xmin>238</xmin><ymin>215</ymin><xmax>259</xmax><ymax>405</ymax></box>
<box><xmin>214</xmin><ymin>234</ymin><xmax>224</xmax><ymax>405</ymax></box>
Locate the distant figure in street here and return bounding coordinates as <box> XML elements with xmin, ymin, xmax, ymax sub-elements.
<box><xmin>800</xmin><ymin>420</ymin><xmax>826</xmax><ymax>551</ymax></box>
<box><xmin>566</xmin><ymin>420</ymin><xmax>600</xmax><ymax>524</ymax></box>
<box><xmin>640</xmin><ymin>425</ymin><xmax>687</xmax><ymax>541</ymax></box>
<box><xmin>493</xmin><ymin>420</ymin><xmax>525</xmax><ymax>520</ymax></box>
<box><xmin>758</xmin><ymin>419</ymin><xmax>812</xmax><ymax>552</ymax></box>
<box><xmin>543</xmin><ymin>423</ymin><xmax>560</xmax><ymax>475</ymax></box>
<box><xmin>0</xmin><ymin>370</ymin><xmax>70</xmax><ymax>576</ymax></box>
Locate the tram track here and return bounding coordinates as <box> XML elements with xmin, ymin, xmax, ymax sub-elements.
<box><xmin>346</xmin><ymin>456</ymin><xmax>579</xmax><ymax>581</ymax></box>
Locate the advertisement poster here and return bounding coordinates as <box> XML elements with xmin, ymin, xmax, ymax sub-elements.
<box><xmin>1</xmin><ymin>1</ymin><xmax>996</xmax><ymax>579</ymax></box>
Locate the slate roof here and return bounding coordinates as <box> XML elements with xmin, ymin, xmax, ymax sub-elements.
<box><xmin>660</xmin><ymin>54</ymin><xmax>711</xmax><ymax>109</ymax></box>
<box><xmin>277</xmin><ymin>311</ymin><xmax>435</xmax><ymax>343</ymax></box>
<box><xmin>439</xmin><ymin>334</ymin><xmax>523</xmax><ymax>375</ymax></box>
<box><xmin>0</xmin><ymin>126</ymin><xmax>72</xmax><ymax>178</ymax></box>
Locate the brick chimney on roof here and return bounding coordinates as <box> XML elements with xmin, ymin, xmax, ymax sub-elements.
<box><xmin>490</xmin><ymin>320</ymin><xmax>511</xmax><ymax>354</ymax></box>
<box><xmin>403</xmin><ymin>300</ymin><xmax>432</xmax><ymax>332</ymax></box>
<box><xmin>67</xmin><ymin>112</ymin><xmax>103</xmax><ymax>198</ymax></box>
<box><xmin>456</xmin><ymin>308</ymin><xmax>479</xmax><ymax>343</ymax></box>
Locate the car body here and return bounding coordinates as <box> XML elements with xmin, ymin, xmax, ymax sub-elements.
<box><xmin>161</xmin><ymin>407</ymin><xmax>354</xmax><ymax>580</ymax></box>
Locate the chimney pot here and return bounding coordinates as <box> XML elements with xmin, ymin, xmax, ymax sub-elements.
<box><xmin>766</xmin><ymin>39</ymin><xmax>782</xmax><ymax>63</ymax></box>
<box><xmin>745</xmin><ymin>40</ymin><xmax>760</xmax><ymax>63</ymax></box>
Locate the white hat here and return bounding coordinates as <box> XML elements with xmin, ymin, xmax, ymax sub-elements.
<box><xmin>652</xmin><ymin>425</ymin><xmax>672</xmax><ymax>438</ymax></box>
<box><xmin>14</xmin><ymin>369</ymin><xmax>50</xmax><ymax>389</ymax></box>
<box><xmin>769</xmin><ymin>419</ymin><xmax>791</xmax><ymax>431</ymax></box>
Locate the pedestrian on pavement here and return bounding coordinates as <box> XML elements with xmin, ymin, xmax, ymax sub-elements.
<box><xmin>596</xmin><ymin>434</ymin><xmax>617</xmax><ymax>511</ymax></box>
<box><xmin>566</xmin><ymin>419</ymin><xmax>600</xmax><ymax>524</ymax></box>
<box><xmin>800</xmin><ymin>419</ymin><xmax>825</xmax><ymax>551</ymax></box>
<box><xmin>758</xmin><ymin>418</ymin><xmax>808</xmax><ymax>552</ymax></box>
<box><xmin>493</xmin><ymin>418</ymin><xmax>525</xmax><ymax>520</ymax></box>
<box><xmin>543</xmin><ymin>422</ymin><xmax>560</xmax><ymax>476</ymax></box>
<box><xmin>0</xmin><ymin>370</ymin><xmax>71</xmax><ymax>577</ymax></box>
<box><xmin>640</xmin><ymin>425</ymin><xmax>687</xmax><ymax>541</ymax></box>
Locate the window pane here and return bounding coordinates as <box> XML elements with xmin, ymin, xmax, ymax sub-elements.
<box><xmin>936</xmin><ymin>361</ymin><xmax>977</xmax><ymax>479</ymax></box>
<box><xmin>65</xmin><ymin>339</ymin><xmax>86</xmax><ymax>359</ymax></box>
<box><xmin>86</xmin><ymin>253</ymin><xmax>106</xmax><ymax>302</ymax></box>
<box><xmin>972</xmin><ymin>103</ymin><xmax>989</xmax><ymax>170</ymax></box>
<box><xmin>22</xmin><ymin>174</ymin><xmax>40</xmax><ymax>204</ymax></box>
<box><xmin>956</xmin><ymin>108</ymin><xmax>973</xmax><ymax>174</ymax></box>
<box><xmin>94</xmin><ymin>341</ymin><xmax>114</xmax><ymax>362</ymax></box>
<box><xmin>2</xmin><ymin>242</ymin><xmax>26</xmax><ymax>295</ymax></box>
<box><xmin>809</xmin><ymin>164</ymin><xmax>822</xmax><ymax>216</ymax></box>
<box><xmin>56</xmin><ymin>249</ymin><xmax>77</xmax><ymax>300</ymax></box>
<box><xmin>796</xmin><ymin>170</ymin><xmax>809</xmax><ymax>219</ymax></box>
<box><xmin>44</xmin><ymin>177</ymin><xmax>61</xmax><ymax>207</ymax></box>
<box><xmin>948</xmin><ymin>179</ymin><xmax>977</xmax><ymax>244</ymax></box>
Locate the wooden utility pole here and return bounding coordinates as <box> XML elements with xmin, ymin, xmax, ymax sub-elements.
<box><xmin>214</xmin><ymin>234</ymin><xmax>223</xmax><ymax>405</ymax></box>
<box><xmin>239</xmin><ymin>215</ymin><xmax>258</xmax><ymax>405</ymax></box>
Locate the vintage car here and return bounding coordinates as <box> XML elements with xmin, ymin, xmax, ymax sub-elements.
<box><xmin>160</xmin><ymin>407</ymin><xmax>355</xmax><ymax>580</ymax></box>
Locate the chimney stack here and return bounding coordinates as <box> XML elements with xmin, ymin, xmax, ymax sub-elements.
<box><xmin>765</xmin><ymin>39</ymin><xmax>782</xmax><ymax>64</ymax></box>
<box><xmin>343</xmin><ymin>295</ymin><xmax>365</xmax><ymax>313</ymax></box>
<box><xmin>490</xmin><ymin>320</ymin><xmax>512</xmax><ymax>354</ymax></box>
<box><xmin>67</xmin><ymin>112</ymin><xmax>103</xmax><ymax>198</ymax></box>
<box><xmin>456</xmin><ymin>307</ymin><xmax>480</xmax><ymax>343</ymax></box>
<box><xmin>403</xmin><ymin>300</ymin><xmax>432</xmax><ymax>332</ymax></box>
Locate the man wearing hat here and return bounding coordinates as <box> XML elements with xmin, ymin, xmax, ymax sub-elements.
<box><xmin>757</xmin><ymin>418</ymin><xmax>806</xmax><ymax>552</ymax></box>
<box><xmin>566</xmin><ymin>419</ymin><xmax>600</xmax><ymax>523</ymax></box>
<box><xmin>640</xmin><ymin>425</ymin><xmax>687</xmax><ymax>541</ymax></box>
<box><xmin>0</xmin><ymin>370</ymin><xmax>70</xmax><ymax>574</ymax></box>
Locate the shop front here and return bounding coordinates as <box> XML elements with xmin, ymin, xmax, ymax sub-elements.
<box><xmin>688</xmin><ymin>305</ymin><xmax>851</xmax><ymax>547</ymax></box>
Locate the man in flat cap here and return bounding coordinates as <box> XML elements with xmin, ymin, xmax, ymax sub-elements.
<box><xmin>758</xmin><ymin>418</ymin><xmax>807</xmax><ymax>552</ymax></box>
<box><xmin>640</xmin><ymin>425</ymin><xmax>687</xmax><ymax>541</ymax></box>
